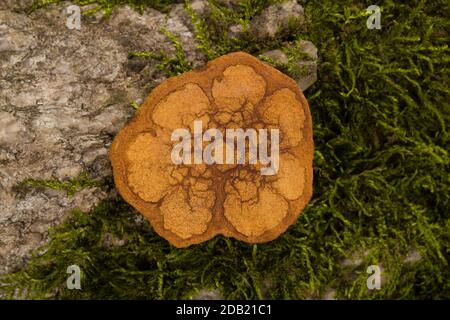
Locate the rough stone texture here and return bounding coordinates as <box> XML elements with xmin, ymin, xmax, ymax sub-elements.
<box><xmin>190</xmin><ymin>0</ymin><xmax>210</xmax><ymax>16</ymax></box>
<box><xmin>0</xmin><ymin>0</ymin><xmax>34</xmax><ymax>12</ymax></box>
<box><xmin>249</xmin><ymin>0</ymin><xmax>305</xmax><ymax>39</ymax></box>
<box><xmin>227</xmin><ymin>24</ymin><xmax>244</xmax><ymax>38</ymax></box>
<box><xmin>192</xmin><ymin>288</ymin><xmax>223</xmax><ymax>300</ymax></box>
<box><xmin>404</xmin><ymin>249</ymin><xmax>422</xmax><ymax>264</ymax></box>
<box><xmin>0</xmin><ymin>3</ymin><xmax>205</xmax><ymax>274</ymax></box>
<box><xmin>339</xmin><ymin>250</ymin><xmax>368</xmax><ymax>268</ymax></box>
<box><xmin>109</xmin><ymin>52</ymin><xmax>314</xmax><ymax>247</ymax></box>
<box><xmin>261</xmin><ymin>49</ymin><xmax>289</xmax><ymax>64</ymax></box>
<box><xmin>322</xmin><ymin>288</ymin><xmax>337</xmax><ymax>300</ymax></box>
<box><xmin>170</xmin><ymin>0</ymin><xmax>210</xmax><ymax>34</ymax></box>
<box><xmin>216</xmin><ymin>0</ymin><xmax>242</xmax><ymax>8</ymax></box>
<box><xmin>294</xmin><ymin>40</ymin><xmax>318</xmax><ymax>91</ymax></box>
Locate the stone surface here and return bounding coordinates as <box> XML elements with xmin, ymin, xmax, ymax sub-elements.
<box><xmin>228</xmin><ymin>24</ymin><xmax>244</xmax><ymax>38</ymax></box>
<box><xmin>260</xmin><ymin>49</ymin><xmax>289</xmax><ymax>64</ymax></box>
<box><xmin>404</xmin><ymin>249</ymin><xmax>422</xmax><ymax>264</ymax></box>
<box><xmin>0</xmin><ymin>0</ymin><xmax>34</xmax><ymax>11</ymax></box>
<box><xmin>216</xmin><ymin>0</ymin><xmax>242</xmax><ymax>8</ymax></box>
<box><xmin>295</xmin><ymin>40</ymin><xmax>318</xmax><ymax>91</ymax></box>
<box><xmin>322</xmin><ymin>288</ymin><xmax>337</xmax><ymax>300</ymax></box>
<box><xmin>0</xmin><ymin>3</ymin><xmax>205</xmax><ymax>274</ymax></box>
<box><xmin>250</xmin><ymin>0</ymin><xmax>305</xmax><ymax>39</ymax></box>
<box><xmin>190</xmin><ymin>0</ymin><xmax>210</xmax><ymax>16</ymax></box>
<box><xmin>109</xmin><ymin>52</ymin><xmax>314</xmax><ymax>247</ymax></box>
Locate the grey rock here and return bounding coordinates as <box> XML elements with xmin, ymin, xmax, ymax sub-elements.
<box><xmin>190</xmin><ymin>0</ymin><xmax>210</xmax><ymax>16</ymax></box>
<box><xmin>250</xmin><ymin>0</ymin><xmax>305</xmax><ymax>39</ymax></box>
<box><xmin>298</xmin><ymin>39</ymin><xmax>318</xmax><ymax>60</ymax></box>
<box><xmin>228</xmin><ymin>24</ymin><xmax>244</xmax><ymax>38</ymax></box>
<box><xmin>293</xmin><ymin>40</ymin><xmax>318</xmax><ymax>91</ymax></box>
<box><xmin>0</xmin><ymin>112</ymin><xmax>29</xmax><ymax>145</ymax></box>
<box><xmin>216</xmin><ymin>0</ymin><xmax>241</xmax><ymax>8</ymax></box>
<box><xmin>404</xmin><ymin>249</ymin><xmax>422</xmax><ymax>264</ymax></box>
<box><xmin>339</xmin><ymin>250</ymin><xmax>367</xmax><ymax>268</ymax></box>
<box><xmin>192</xmin><ymin>288</ymin><xmax>223</xmax><ymax>300</ymax></box>
<box><xmin>260</xmin><ymin>49</ymin><xmax>289</xmax><ymax>64</ymax></box>
<box><xmin>260</xmin><ymin>41</ymin><xmax>318</xmax><ymax>91</ymax></box>
<box><xmin>167</xmin><ymin>4</ymin><xmax>208</xmax><ymax>68</ymax></box>
<box><xmin>169</xmin><ymin>0</ymin><xmax>210</xmax><ymax>31</ymax></box>
<box><xmin>322</xmin><ymin>288</ymin><xmax>337</xmax><ymax>300</ymax></box>
<box><xmin>0</xmin><ymin>0</ymin><xmax>34</xmax><ymax>12</ymax></box>
<box><xmin>102</xmin><ymin>233</ymin><xmax>127</xmax><ymax>248</ymax></box>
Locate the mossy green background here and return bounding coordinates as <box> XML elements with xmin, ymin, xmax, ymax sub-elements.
<box><xmin>1</xmin><ymin>0</ymin><xmax>449</xmax><ymax>299</ymax></box>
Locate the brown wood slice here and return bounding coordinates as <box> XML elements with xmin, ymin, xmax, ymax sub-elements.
<box><xmin>109</xmin><ymin>51</ymin><xmax>314</xmax><ymax>247</ymax></box>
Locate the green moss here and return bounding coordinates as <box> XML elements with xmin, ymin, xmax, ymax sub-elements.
<box><xmin>2</xmin><ymin>0</ymin><xmax>449</xmax><ymax>299</ymax></box>
<box><xmin>259</xmin><ymin>39</ymin><xmax>314</xmax><ymax>79</ymax></box>
<box><xmin>130</xmin><ymin>28</ymin><xmax>192</xmax><ymax>77</ymax></box>
<box><xmin>189</xmin><ymin>0</ymin><xmax>288</xmax><ymax>57</ymax></box>
<box><xmin>130</xmin><ymin>100</ymin><xmax>140</xmax><ymax>110</ymax></box>
<box><xmin>18</xmin><ymin>172</ymin><xmax>104</xmax><ymax>197</ymax></box>
<box><xmin>184</xmin><ymin>0</ymin><xmax>216</xmax><ymax>59</ymax></box>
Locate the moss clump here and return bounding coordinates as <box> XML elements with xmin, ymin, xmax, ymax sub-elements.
<box><xmin>18</xmin><ymin>172</ymin><xmax>103</xmax><ymax>197</ymax></box>
<box><xmin>2</xmin><ymin>0</ymin><xmax>449</xmax><ymax>299</ymax></box>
